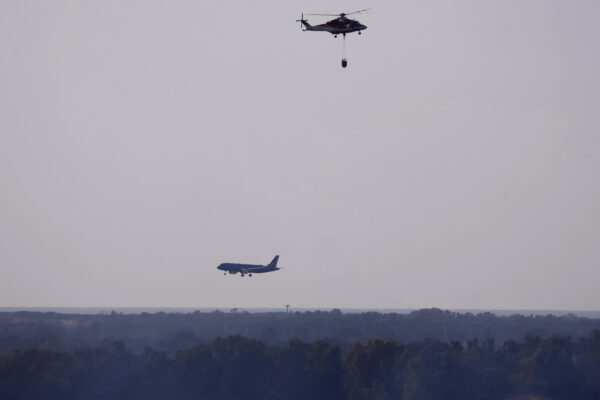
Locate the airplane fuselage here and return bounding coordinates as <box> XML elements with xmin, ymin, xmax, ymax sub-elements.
<box><xmin>217</xmin><ymin>255</ymin><xmax>280</xmax><ymax>277</ymax></box>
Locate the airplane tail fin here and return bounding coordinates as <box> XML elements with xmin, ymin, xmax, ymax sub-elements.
<box><xmin>268</xmin><ymin>255</ymin><xmax>279</xmax><ymax>268</ymax></box>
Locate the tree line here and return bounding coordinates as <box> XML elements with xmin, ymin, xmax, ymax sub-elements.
<box><xmin>1</xmin><ymin>332</ymin><xmax>599</xmax><ymax>400</ymax></box>
<box><xmin>1</xmin><ymin>308</ymin><xmax>599</xmax><ymax>354</ymax></box>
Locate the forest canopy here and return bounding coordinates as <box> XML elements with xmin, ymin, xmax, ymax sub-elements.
<box><xmin>2</xmin><ymin>309</ymin><xmax>599</xmax><ymax>399</ymax></box>
<box><xmin>1</xmin><ymin>308</ymin><xmax>598</xmax><ymax>354</ymax></box>
<box><xmin>1</xmin><ymin>332</ymin><xmax>599</xmax><ymax>400</ymax></box>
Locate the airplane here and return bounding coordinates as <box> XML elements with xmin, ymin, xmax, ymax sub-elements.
<box><xmin>296</xmin><ymin>9</ymin><xmax>369</xmax><ymax>38</ymax></box>
<box><xmin>217</xmin><ymin>255</ymin><xmax>280</xmax><ymax>277</ymax></box>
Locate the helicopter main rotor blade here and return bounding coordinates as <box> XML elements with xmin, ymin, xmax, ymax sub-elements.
<box><xmin>304</xmin><ymin>9</ymin><xmax>372</xmax><ymax>17</ymax></box>
<box><xmin>345</xmin><ymin>8</ymin><xmax>372</xmax><ymax>15</ymax></box>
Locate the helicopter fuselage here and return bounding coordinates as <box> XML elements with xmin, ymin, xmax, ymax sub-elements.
<box><xmin>301</xmin><ymin>17</ymin><xmax>367</xmax><ymax>36</ymax></box>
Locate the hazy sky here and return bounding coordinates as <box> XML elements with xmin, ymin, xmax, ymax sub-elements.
<box><xmin>1</xmin><ymin>0</ymin><xmax>599</xmax><ymax>310</ymax></box>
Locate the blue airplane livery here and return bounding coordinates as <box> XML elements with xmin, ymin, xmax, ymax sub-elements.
<box><xmin>217</xmin><ymin>255</ymin><xmax>280</xmax><ymax>277</ymax></box>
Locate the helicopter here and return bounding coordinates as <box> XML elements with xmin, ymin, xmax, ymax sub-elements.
<box><xmin>296</xmin><ymin>9</ymin><xmax>370</xmax><ymax>68</ymax></box>
<box><xmin>296</xmin><ymin>9</ymin><xmax>369</xmax><ymax>38</ymax></box>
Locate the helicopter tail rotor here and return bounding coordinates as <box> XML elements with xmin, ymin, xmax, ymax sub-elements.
<box><xmin>295</xmin><ymin>13</ymin><xmax>307</xmax><ymax>30</ymax></box>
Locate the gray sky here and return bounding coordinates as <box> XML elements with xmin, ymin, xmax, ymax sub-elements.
<box><xmin>1</xmin><ymin>0</ymin><xmax>599</xmax><ymax>310</ymax></box>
